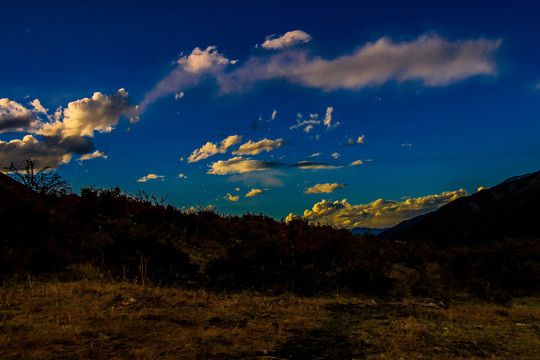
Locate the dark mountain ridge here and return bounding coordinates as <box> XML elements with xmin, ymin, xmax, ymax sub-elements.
<box><xmin>380</xmin><ymin>170</ymin><xmax>540</xmax><ymax>246</ymax></box>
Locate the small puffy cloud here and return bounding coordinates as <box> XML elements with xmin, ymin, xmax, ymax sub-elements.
<box><xmin>477</xmin><ymin>186</ymin><xmax>487</xmax><ymax>192</ymax></box>
<box><xmin>341</xmin><ymin>135</ymin><xmax>365</xmax><ymax>146</ymax></box>
<box><xmin>332</xmin><ymin>152</ymin><xmax>340</xmax><ymax>159</ymax></box>
<box><xmin>297</xmin><ymin>189</ymin><xmax>467</xmax><ymax>228</ymax></box>
<box><xmin>208</xmin><ymin>156</ymin><xmax>276</xmax><ymax>175</ymax></box>
<box><xmin>78</xmin><ymin>150</ymin><xmax>107</xmax><ymax>161</ymax></box>
<box><xmin>178</xmin><ymin>173</ymin><xmax>187</xmax><ymax>179</ymax></box>
<box><xmin>304</xmin><ymin>183</ymin><xmax>345</xmax><ymax>194</ymax></box>
<box><xmin>304</xmin><ymin>125</ymin><xmax>314</xmax><ymax>133</ymax></box>
<box><xmin>401</xmin><ymin>143</ymin><xmax>412</xmax><ymax>147</ymax></box>
<box><xmin>261</xmin><ymin>30</ymin><xmax>312</xmax><ymax>50</ymax></box>
<box><xmin>232</xmin><ymin>138</ymin><xmax>283</xmax><ymax>155</ymax></box>
<box><xmin>0</xmin><ymin>98</ymin><xmax>40</xmax><ymax>133</ymax></box>
<box><xmin>271</xmin><ymin>109</ymin><xmax>277</xmax><ymax>120</ymax></box>
<box><xmin>225</xmin><ymin>193</ymin><xmax>239</xmax><ymax>202</ymax></box>
<box><xmin>245</xmin><ymin>188</ymin><xmax>268</xmax><ymax>197</ymax></box>
<box><xmin>179</xmin><ymin>46</ymin><xmax>231</xmax><ymax>74</ymax></box>
<box><xmin>188</xmin><ymin>135</ymin><xmax>242</xmax><ymax>162</ymax></box>
<box><xmin>137</xmin><ymin>174</ymin><xmax>165</xmax><ymax>182</ymax></box>
<box><xmin>349</xmin><ymin>160</ymin><xmax>364</xmax><ymax>166</ymax></box>
<box><xmin>174</xmin><ymin>92</ymin><xmax>184</xmax><ymax>100</ymax></box>
<box><xmin>292</xmin><ymin>161</ymin><xmax>341</xmax><ymax>170</ymax></box>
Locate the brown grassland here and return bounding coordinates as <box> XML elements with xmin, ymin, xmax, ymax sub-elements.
<box><xmin>1</xmin><ymin>279</ymin><xmax>539</xmax><ymax>359</ymax></box>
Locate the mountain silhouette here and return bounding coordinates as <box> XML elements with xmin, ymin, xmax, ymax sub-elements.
<box><xmin>380</xmin><ymin>170</ymin><xmax>540</xmax><ymax>246</ymax></box>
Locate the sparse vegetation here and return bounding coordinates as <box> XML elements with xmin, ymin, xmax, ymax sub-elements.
<box><xmin>1</xmin><ymin>166</ymin><xmax>540</xmax><ymax>358</ymax></box>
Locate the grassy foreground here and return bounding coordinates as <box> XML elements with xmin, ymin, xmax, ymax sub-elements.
<box><xmin>1</xmin><ymin>280</ymin><xmax>539</xmax><ymax>359</ymax></box>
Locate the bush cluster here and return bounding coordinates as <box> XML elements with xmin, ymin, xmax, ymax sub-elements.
<box><xmin>1</xmin><ymin>174</ymin><xmax>539</xmax><ymax>301</ymax></box>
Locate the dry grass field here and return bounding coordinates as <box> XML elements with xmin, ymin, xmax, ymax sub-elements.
<box><xmin>1</xmin><ymin>280</ymin><xmax>539</xmax><ymax>359</ymax></box>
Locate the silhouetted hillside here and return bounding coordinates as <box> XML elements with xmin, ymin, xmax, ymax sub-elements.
<box><xmin>381</xmin><ymin>170</ymin><xmax>540</xmax><ymax>246</ymax></box>
<box><xmin>1</xmin><ymin>170</ymin><xmax>539</xmax><ymax>301</ymax></box>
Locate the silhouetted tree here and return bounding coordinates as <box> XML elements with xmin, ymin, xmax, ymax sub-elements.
<box><xmin>4</xmin><ymin>157</ymin><xmax>70</xmax><ymax>195</ymax></box>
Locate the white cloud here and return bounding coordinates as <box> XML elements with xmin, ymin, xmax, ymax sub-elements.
<box><xmin>188</xmin><ymin>135</ymin><xmax>242</xmax><ymax>162</ymax></box>
<box><xmin>30</xmin><ymin>99</ymin><xmax>48</xmax><ymax>114</ymax></box>
<box><xmin>0</xmin><ymin>135</ymin><xmax>74</xmax><ymax>169</ymax></box>
<box><xmin>139</xmin><ymin>46</ymin><xmax>234</xmax><ymax>112</ymax></box>
<box><xmin>349</xmin><ymin>160</ymin><xmax>364</xmax><ymax>166</ymax></box>
<box><xmin>174</xmin><ymin>92</ymin><xmax>184</xmax><ymax>100</ymax></box>
<box><xmin>0</xmin><ymin>98</ymin><xmax>40</xmax><ymax>133</ymax></box>
<box><xmin>208</xmin><ymin>156</ymin><xmax>275</xmax><ymax>175</ymax></box>
<box><xmin>78</xmin><ymin>150</ymin><xmax>107</xmax><ymax>161</ymax></box>
<box><xmin>261</xmin><ymin>30</ymin><xmax>312</xmax><ymax>50</ymax></box>
<box><xmin>38</xmin><ymin>89</ymin><xmax>139</xmax><ymax>138</ymax></box>
<box><xmin>0</xmin><ymin>90</ymin><xmax>136</xmax><ymax>169</ymax></box>
<box><xmin>245</xmin><ymin>188</ymin><xmax>268</xmax><ymax>197</ymax></box>
<box><xmin>304</xmin><ymin>183</ymin><xmax>345</xmax><ymax>194</ymax></box>
<box><xmin>323</xmin><ymin>107</ymin><xmax>338</xmax><ymax>129</ymax></box>
<box><xmin>137</xmin><ymin>174</ymin><xmax>165</xmax><ymax>182</ymax></box>
<box><xmin>295</xmin><ymin>189</ymin><xmax>467</xmax><ymax>228</ymax></box>
<box><xmin>232</xmin><ymin>138</ymin><xmax>283</xmax><ymax>155</ymax></box>
<box><xmin>220</xmin><ymin>34</ymin><xmax>500</xmax><ymax>93</ymax></box>
<box><xmin>225</xmin><ymin>193</ymin><xmax>239</xmax><ymax>202</ymax></box>
<box><xmin>341</xmin><ymin>135</ymin><xmax>365</xmax><ymax>146</ymax></box>
<box><xmin>271</xmin><ymin>109</ymin><xmax>277</xmax><ymax>120</ymax></box>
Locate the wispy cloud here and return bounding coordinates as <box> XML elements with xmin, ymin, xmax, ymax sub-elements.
<box><xmin>137</xmin><ymin>173</ymin><xmax>165</xmax><ymax>182</ymax></box>
<box><xmin>304</xmin><ymin>183</ymin><xmax>345</xmax><ymax>194</ymax></box>
<box><xmin>294</xmin><ymin>189</ymin><xmax>467</xmax><ymax>228</ymax></box>
<box><xmin>261</xmin><ymin>30</ymin><xmax>312</xmax><ymax>50</ymax></box>
<box><xmin>222</xmin><ymin>35</ymin><xmax>501</xmax><ymax>92</ymax></box>
<box><xmin>292</xmin><ymin>161</ymin><xmax>341</xmax><ymax>170</ymax></box>
<box><xmin>141</xmin><ymin>34</ymin><xmax>500</xmax><ymax>109</ymax></box>
<box><xmin>139</xmin><ymin>46</ymin><xmax>235</xmax><ymax>112</ymax></box>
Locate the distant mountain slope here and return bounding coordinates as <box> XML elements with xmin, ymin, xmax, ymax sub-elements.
<box><xmin>349</xmin><ymin>227</ymin><xmax>388</xmax><ymax>236</ymax></box>
<box><xmin>380</xmin><ymin>170</ymin><xmax>540</xmax><ymax>245</ymax></box>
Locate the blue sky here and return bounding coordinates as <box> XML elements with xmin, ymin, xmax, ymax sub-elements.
<box><xmin>2</xmin><ymin>0</ymin><xmax>540</xmax><ymax>228</ymax></box>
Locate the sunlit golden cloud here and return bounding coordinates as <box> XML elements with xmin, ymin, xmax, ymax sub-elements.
<box><xmin>292</xmin><ymin>189</ymin><xmax>467</xmax><ymax>228</ymax></box>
